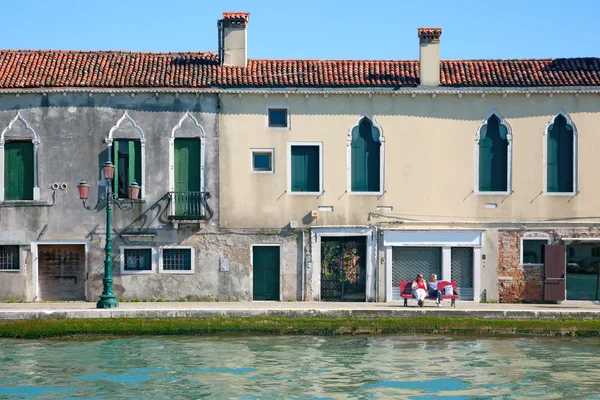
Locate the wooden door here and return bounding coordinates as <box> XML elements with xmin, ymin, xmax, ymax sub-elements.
<box><xmin>38</xmin><ymin>245</ymin><xmax>86</xmax><ymax>301</ymax></box>
<box><xmin>544</xmin><ymin>244</ymin><xmax>566</xmax><ymax>301</ymax></box>
<box><xmin>252</xmin><ymin>246</ymin><xmax>280</xmax><ymax>301</ymax></box>
<box><xmin>174</xmin><ymin>139</ymin><xmax>201</xmax><ymax>217</ymax></box>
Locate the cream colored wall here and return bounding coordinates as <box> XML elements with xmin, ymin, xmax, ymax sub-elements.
<box><xmin>419</xmin><ymin>39</ymin><xmax>440</xmax><ymax>86</ymax></box>
<box><xmin>219</xmin><ymin>93</ymin><xmax>600</xmax><ymax>229</ymax></box>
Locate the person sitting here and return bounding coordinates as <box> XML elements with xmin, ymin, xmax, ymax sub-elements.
<box><xmin>427</xmin><ymin>274</ymin><xmax>442</xmax><ymax>306</ymax></box>
<box><xmin>411</xmin><ymin>274</ymin><xmax>427</xmax><ymax>307</ymax></box>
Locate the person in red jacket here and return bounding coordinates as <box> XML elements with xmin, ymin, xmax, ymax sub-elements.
<box><xmin>411</xmin><ymin>274</ymin><xmax>427</xmax><ymax>307</ymax></box>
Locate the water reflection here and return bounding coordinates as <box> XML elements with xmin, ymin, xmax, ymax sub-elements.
<box><xmin>0</xmin><ymin>336</ymin><xmax>599</xmax><ymax>399</ymax></box>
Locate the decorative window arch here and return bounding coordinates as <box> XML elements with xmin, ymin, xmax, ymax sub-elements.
<box><xmin>347</xmin><ymin>112</ymin><xmax>385</xmax><ymax>195</ymax></box>
<box><xmin>169</xmin><ymin>112</ymin><xmax>206</xmax><ymax>217</ymax></box>
<box><xmin>474</xmin><ymin>109</ymin><xmax>512</xmax><ymax>195</ymax></box>
<box><xmin>0</xmin><ymin>112</ymin><xmax>40</xmax><ymax>201</ymax></box>
<box><xmin>544</xmin><ymin>109</ymin><xmax>577</xmax><ymax>195</ymax></box>
<box><xmin>105</xmin><ymin>111</ymin><xmax>146</xmax><ymax>199</ymax></box>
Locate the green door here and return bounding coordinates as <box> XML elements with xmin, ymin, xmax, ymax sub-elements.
<box><xmin>253</xmin><ymin>246</ymin><xmax>280</xmax><ymax>301</ymax></box>
<box><xmin>4</xmin><ymin>142</ymin><xmax>34</xmax><ymax>200</ymax></box>
<box><xmin>174</xmin><ymin>139</ymin><xmax>201</xmax><ymax>217</ymax></box>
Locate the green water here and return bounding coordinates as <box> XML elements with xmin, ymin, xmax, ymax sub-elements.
<box><xmin>0</xmin><ymin>335</ymin><xmax>599</xmax><ymax>399</ymax></box>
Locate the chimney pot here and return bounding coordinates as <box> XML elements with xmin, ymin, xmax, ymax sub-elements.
<box><xmin>218</xmin><ymin>12</ymin><xmax>250</xmax><ymax>67</ymax></box>
<box><xmin>418</xmin><ymin>27</ymin><xmax>442</xmax><ymax>86</ymax></box>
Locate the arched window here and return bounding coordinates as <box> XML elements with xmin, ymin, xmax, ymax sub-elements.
<box><xmin>348</xmin><ymin>113</ymin><xmax>384</xmax><ymax>194</ymax></box>
<box><xmin>0</xmin><ymin>112</ymin><xmax>40</xmax><ymax>201</ymax></box>
<box><xmin>545</xmin><ymin>110</ymin><xmax>577</xmax><ymax>194</ymax></box>
<box><xmin>475</xmin><ymin>111</ymin><xmax>512</xmax><ymax>194</ymax></box>
<box><xmin>106</xmin><ymin>112</ymin><xmax>146</xmax><ymax>199</ymax></box>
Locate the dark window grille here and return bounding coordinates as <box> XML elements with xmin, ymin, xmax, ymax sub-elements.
<box><xmin>124</xmin><ymin>249</ymin><xmax>152</xmax><ymax>271</ymax></box>
<box><xmin>162</xmin><ymin>249</ymin><xmax>192</xmax><ymax>271</ymax></box>
<box><xmin>268</xmin><ymin>109</ymin><xmax>288</xmax><ymax>128</ymax></box>
<box><xmin>0</xmin><ymin>246</ymin><xmax>20</xmax><ymax>270</ymax></box>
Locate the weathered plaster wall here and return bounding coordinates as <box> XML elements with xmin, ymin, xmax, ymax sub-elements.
<box><xmin>0</xmin><ymin>92</ymin><xmax>229</xmax><ymax>301</ymax></box>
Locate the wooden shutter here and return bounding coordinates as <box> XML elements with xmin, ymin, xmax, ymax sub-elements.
<box><xmin>351</xmin><ymin>120</ymin><xmax>380</xmax><ymax>192</ymax></box>
<box><xmin>547</xmin><ymin>116</ymin><xmax>573</xmax><ymax>193</ymax></box>
<box><xmin>291</xmin><ymin>146</ymin><xmax>307</xmax><ymax>192</ymax></box>
<box><xmin>479</xmin><ymin>117</ymin><xmax>507</xmax><ymax>192</ymax></box>
<box><xmin>4</xmin><ymin>142</ymin><xmax>33</xmax><ymax>200</ymax></box>
<box><xmin>113</xmin><ymin>141</ymin><xmax>119</xmax><ymax>195</ymax></box>
<box><xmin>544</xmin><ymin>243</ymin><xmax>566</xmax><ymax>301</ymax></box>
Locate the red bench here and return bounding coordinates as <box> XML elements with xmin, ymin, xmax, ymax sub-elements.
<box><xmin>399</xmin><ymin>281</ymin><xmax>459</xmax><ymax>307</ymax></box>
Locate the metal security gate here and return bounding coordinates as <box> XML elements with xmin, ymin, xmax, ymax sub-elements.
<box><xmin>451</xmin><ymin>247</ymin><xmax>474</xmax><ymax>301</ymax></box>
<box><xmin>391</xmin><ymin>247</ymin><xmax>442</xmax><ymax>301</ymax></box>
<box><xmin>38</xmin><ymin>245</ymin><xmax>86</xmax><ymax>301</ymax></box>
<box><xmin>321</xmin><ymin>237</ymin><xmax>366</xmax><ymax>302</ymax></box>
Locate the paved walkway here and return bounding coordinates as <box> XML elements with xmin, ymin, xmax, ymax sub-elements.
<box><xmin>0</xmin><ymin>300</ymin><xmax>599</xmax><ymax>320</ymax></box>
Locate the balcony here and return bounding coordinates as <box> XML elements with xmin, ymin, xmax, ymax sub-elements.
<box><xmin>167</xmin><ymin>192</ymin><xmax>213</xmax><ymax>221</ymax></box>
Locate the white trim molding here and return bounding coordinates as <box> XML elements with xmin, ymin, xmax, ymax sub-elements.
<box><xmin>310</xmin><ymin>227</ymin><xmax>377</xmax><ymax>302</ymax></box>
<box><xmin>0</xmin><ymin>112</ymin><xmax>41</xmax><ymax>201</ymax></box>
<box><xmin>169</xmin><ymin>112</ymin><xmax>206</xmax><ymax>217</ymax></box>
<box><xmin>158</xmin><ymin>245</ymin><xmax>195</xmax><ymax>274</ymax></box>
<box><xmin>265</xmin><ymin>105</ymin><xmax>290</xmax><ymax>130</ymax></box>
<box><xmin>250</xmin><ymin>243</ymin><xmax>283</xmax><ymax>301</ymax></box>
<box><xmin>543</xmin><ymin>108</ymin><xmax>578</xmax><ymax>196</ymax></box>
<box><xmin>474</xmin><ymin>108</ymin><xmax>513</xmax><ymax>196</ymax></box>
<box><xmin>287</xmin><ymin>141</ymin><xmax>324</xmax><ymax>196</ymax></box>
<box><xmin>105</xmin><ymin>111</ymin><xmax>146</xmax><ymax>199</ymax></box>
<box><xmin>520</xmin><ymin>236</ymin><xmax>551</xmax><ymax>265</ymax></box>
<box><xmin>347</xmin><ymin>111</ymin><xmax>385</xmax><ymax>195</ymax></box>
<box><xmin>250</xmin><ymin>148</ymin><xmax>275</xmax><ymax>173</ymax></box>
<box><xmin>119</xmin><ymin>246</ymin><xmax>156</xmax><ymax>275</ymax></box>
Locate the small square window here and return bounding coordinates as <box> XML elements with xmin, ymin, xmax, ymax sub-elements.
<box><xmin>268</xmin><ymin>108</ymin><xmax>288</xmax><ymax>128</ymax></box>
<box><xmin>124</xmin><ymin>248</ymin><xmax>152</xmax><ymax>271</ymax></box>
<box><xmin>0</xmin><ymin>246</ymin><xmax>19</xmax><ymax>270</ymax></box>
<box><xmin>521</xmin><ymin>239</ymin><xmax>548</xmax><ymax>264</ymax></box>
<box><xmin>251</xmin><ymin>149</ymin><xmax>274</xmax><ymax>173</ymax></box>
<box><xmin>162</xmin><ymin>248</ymin><xmax>193</xmax><ymax>271</ymax></box>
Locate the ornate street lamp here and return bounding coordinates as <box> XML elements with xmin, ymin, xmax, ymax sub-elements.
<box><xmin>77</xmin><ymin>161</ymin><xmax>139</xmax><ymax>309</ymax></box>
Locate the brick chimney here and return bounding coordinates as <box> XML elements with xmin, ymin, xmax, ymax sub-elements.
<box><xmin>418</xmin><ymin>28</ymin><xmax>442</xmax><ymax>86</ymax></box>
<box><xmin>218</xmin><ymin>12</ymin><xmax>250</xmax><ymax>67</ymax></box>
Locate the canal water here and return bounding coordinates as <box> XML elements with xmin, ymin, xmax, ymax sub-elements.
<box><xmin>0</xmin><ymin>335</ymin><xmax>598</xmax><ymax>399</ymax></box>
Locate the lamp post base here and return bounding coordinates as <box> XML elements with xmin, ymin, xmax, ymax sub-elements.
<box><xmin>97</xmin><ymin>295</ymin><xmax>119</xmax><ymax>309</ymax></box>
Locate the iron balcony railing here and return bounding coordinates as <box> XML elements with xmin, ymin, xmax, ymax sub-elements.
<box><xmin>168</xmin><ymin>192</ymin><xmax>213</xmax><ymax>221</ymax></box>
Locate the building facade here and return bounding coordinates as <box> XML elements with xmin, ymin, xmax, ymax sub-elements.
<box><xmin>0</xmin><ymin>13</ymin><xmax>599</xmax><ymax>303</ymax></box>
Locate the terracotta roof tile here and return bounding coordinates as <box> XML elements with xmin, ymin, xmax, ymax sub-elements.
<box><xmin>0</xmin><ymin>50</ymin><xmax>597</xmax><ymax>89</ymax></box>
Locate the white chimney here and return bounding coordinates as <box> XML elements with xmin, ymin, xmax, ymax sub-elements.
<box><xmin>218</xmin><ymin>12</ymin><xmax>250</xmax><ymax>67</ymax></box>
<box><xmin>418</xmin><ymin>28</ymin><xmax>442</xmax><ymax>86</ymax></box>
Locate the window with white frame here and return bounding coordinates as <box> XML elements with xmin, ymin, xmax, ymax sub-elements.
<box><xmin>521</xmin><ymin>238</ymin><xmax>549</xmax><ymax>264</ymax></box>
<box><xmin>475</xmin><ymin>111</ymin><xmax>512</xmax><ymax>194</ymax></box>
<box><xmin>545</xmin><ymin>111</ymin><xmax>577</xmax><ymax>194</ymax></box>
<box><xmin>288</xmin><ymin>142</ymin><xmax>322</xmax><ymax>195</ymax></box>
<box><xmin>121</xmin><ymin>247</ymin><xmax>153</xmax><ymax>273</ymax></box>
<box><xmin>250</xmin><ymin>149</ymin><xmax>274</xmax><ymax>173</ymax></box>
<box><xmin>160</xmin><ymin>248</ymin><xmax>194</xmax><ymax>273</ymax></box>
<box><xmin>267</xmin><ymin>107</ymin><xmax>289</xmax><ymax>129</ymax></box>
<box><xmin>0</xmin><ymin>245</ymin><xmax>19</xmax><ymax>270</ymax></box>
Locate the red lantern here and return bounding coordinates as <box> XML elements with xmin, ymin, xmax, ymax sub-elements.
<box><xmin>129</xmin><ymin>181</ymin><xmax>140</xmax><ymax>200</ymax></box>
<box><xmin>103</xmin><ymin>161</ymin><xmax>115</xmax><ymax>180</ymax></box>
<box><xmin>77</xmin><ymin>180</ymin><xmax>90</xmax><ymax>200</ymax></box>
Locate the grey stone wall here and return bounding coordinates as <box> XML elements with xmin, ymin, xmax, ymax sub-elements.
<box><xmin>0</xmin><ymin>92</ymin><xmax>301</xmax><ymax>302</ymax></box>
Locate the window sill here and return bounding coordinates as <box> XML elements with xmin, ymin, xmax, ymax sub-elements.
<box><xmin>348</xmin><ymin>191</ymin><xmax>384</xmax><ymax>196</ymax></box>
<box><xmin>158</xmin><ymin>270</ymin><xmax>194</xmax><ymax>274</ymax></box>
<box><xmin>288</xmin><ymin>192</ymin><xmax>323</xmax><ymax>196</ymax></box>
<box><xmin>121</xmin><ymin>270</ymin><xmax>155</xmax><ymax>275</ymax></box>
<box><xmin>520</xmin><ymin>263</ymin><xmax>544</xmax><ymax>267</ymax></box>
<box><xmin>0</xmin><ymin>269</ymin><xmax>21</xmax><ymax>273</ymax></box>
<box><xmin>267</xmin><ymin>126</ymin><xmax>290</xmax><ymax>130</ymax></box>
<box><xmin>474</xmin><ymin>191</ymin><xmax>511</xmax><ymax>196</ymax></box>
<box><xmin>250</xmin><ymin>170</ymin><xmax>274</xmax><ymax>174</ymax></box>
<box><xmin>543</xmin><ymin>192</ymin><xmax>577</xmax><ymax>197</ymax></box>
<box><xmin>0</xmin><ymin>200</ymin><xmax>53</xmax><ymax>207</ymax></box>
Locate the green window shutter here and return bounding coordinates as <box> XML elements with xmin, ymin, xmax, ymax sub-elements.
<box><xmin>174</xmin><ymin>139</ymin><xmax>201</xmax><ymax>217</ymax></box>
<box><xmin>351</xmin><ymin>119</ymin><xmax>381</xmax><ymax>192</ymax></box>
<box><xmin>113</xmin><ymin>141</ymin><xmax>119</xmax><ymax>195</ymax></box>
<box><xmin>291</xmin><ymin>145</ymin><xmax>320</xmax><ymax>192</ymax></box>
<box><xmin>134</xmin><ymin>141</ymin><xmax>142</xmax><ymax>191</ymax></box>
<box><xmin>4</xmin><ymin>142</ymin><xmax>33</xmax><ymax>200</ymax></box>
<box><xmin>478</xmin><ymin>116</ymin><xmax>508</xmax><ymax>192</ymax></box>
<box><xmin>128</xmin><ymin>141</ymin><xmax>136</xmax><ymax>192</ymax></box>
<box><xmin>547</xmin><ymin>116</ymin><xmax>573</xmax><ymax>193</ymax></box>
